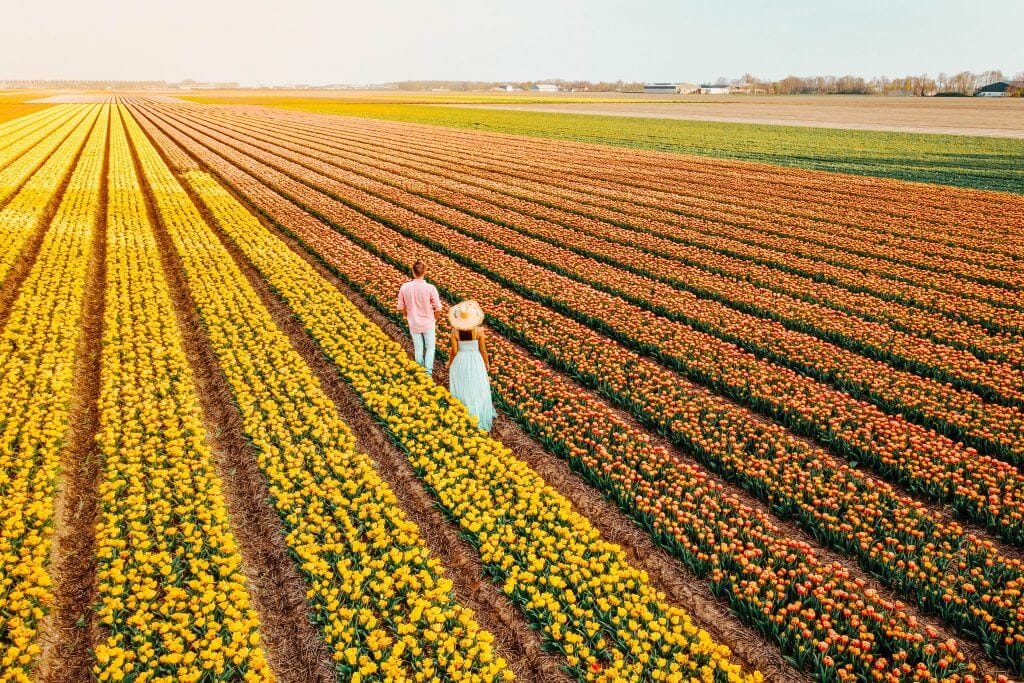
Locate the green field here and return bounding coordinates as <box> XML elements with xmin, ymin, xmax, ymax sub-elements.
<box><xmin>185</xmin><ymin>97</ymin><xmax>1024</xmax><ymax>194</ymax></box>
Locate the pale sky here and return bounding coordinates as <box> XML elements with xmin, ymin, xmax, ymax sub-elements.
<box><xmin>3</xmin><ymin>0</ymin><xmax>1021</xmax><ymax>85</ymax></box>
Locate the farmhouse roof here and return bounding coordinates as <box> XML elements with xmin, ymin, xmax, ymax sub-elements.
<box><xmin>975</xmin><ymin>80</ymin><xmax>1023</xmax><ymax>93</ymax></box>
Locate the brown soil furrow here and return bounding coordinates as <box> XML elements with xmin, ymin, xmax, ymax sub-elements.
<box><xmin>124</xmin><ymin>113</ymin><xmax>335</xmax><ymax>683</ymax></box>
<box><xmin>174</xmin><ymin>164</ymin><xmax>569</xmax><ymax>683</ymax></box>
<box><xmin>34</xmin><ymin>114</ymin><xmax>109</xmax><ymax>683</ymax></box>
<box><xmin>197</xmin><ymin>159</ymin><xmax>802</xmax><ymax>682</ymax></box>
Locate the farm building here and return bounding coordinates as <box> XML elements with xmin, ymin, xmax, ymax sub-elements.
<box><xmin>492</xmin><ymin>84</ymin><xmax>523</xmax><ymax>92</ymax></box>
<box><xmin>675</xmin><ymin>82</ymin><xmax>699</xmax><ymax>94</ymax></box>
<box><xmin>643</xmin><ymin>82</ymin><xmax>678</xmax><ymax>94</ymax></box>
<box><xmin>730</xmin><ymin>82</ymin><xmax>766</xmax><ymax>94</ymax></box>
<box><xmin>698</xmin><ymin>84</ymin><xmax>731</xmax><ymax>94</ymax></box>
<box><xmin>975</xmin><ymin>80</ymin><xmax>1022</xmax><ymax>96</ymax></box>
<box><xmin>530</xmin><ymin>83</ymin><xmax>559</xmax><ymax>92</ymax></box>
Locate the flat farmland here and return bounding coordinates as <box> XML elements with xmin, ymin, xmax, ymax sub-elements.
<box><xmin>2</xmin><ymin>97</ymin><xmax>1023</xmax><ymax>682</ymax></box>
<box><xmin>175</xmin><ymin>89</ymin><xmax>1024</xmax><ymax>136</ymax></box>
<box><xmin>454</xmin><ymin>95</ymin><xmax>1024</xmax><ymax>138</ymax></box>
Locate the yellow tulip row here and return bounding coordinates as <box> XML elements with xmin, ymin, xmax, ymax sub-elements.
<box><xmin>122</xmin><ymin>105</ymin><xmax>511</xmax><ymax>682</ymax></box>
<box><xmin>0</xmin><ymin>103</ymin><xmax>54</xmax><ymax>135</ymax></box>
<box><xmin>0</xmin><ymin>106</ymin><xmax>109</xmax><ymax>683</ymax></box>
<box><xmin>169</xmin><ymin>159</ymin><xmax>759</xmax><ymax>679</ymax></box>
<box><xmin>0</xmin><ymin>104</ymin><xmax>94</xmax><ymax>206</ymax></box>
<box><xmin>0</xmin><ymin>104</ymin><xmax>75</xmax><ymax>158</ymax></box>
<box><xmin>0</xmin><ymin>105</ymin><xmax>101</xmax><ymax>288</ymax></box>
<box><xmin>0</xmin><ymin>104</ymin><xmax>80</xmax><ymax>157</ymax></box>
<box><xmin>92</xmin><ymin>106</ymin><xmax>272</xmax><ymax>683</ymax></box>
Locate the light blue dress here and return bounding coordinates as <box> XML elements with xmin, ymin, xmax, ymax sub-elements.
<box><xmin>449</xmin><ymin>338</ymin><xmax>496</xmax><ymax>432</ymax></box>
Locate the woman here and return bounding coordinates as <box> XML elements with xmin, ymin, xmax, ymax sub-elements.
<box><xmin>444</xmin><ymin>300</ymin><xmax>496</xmax><ymax>432</ymax></box>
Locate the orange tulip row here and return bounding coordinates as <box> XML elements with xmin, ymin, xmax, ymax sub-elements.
<box><xmin>136</xmin><ymin>100</ymin><xmax>1024</xmax><ymax>677</ymax></box>
<box><xmin>389</xmin><ymin>110</ymin><xmax>1024</xmax><ymax>245</ymax></box>
<box><xmin>159</xmin><ymin>106</ymin><xmax>1024</xmax><ymax>537</ymax></box>
<box><xmin>182</xmin><ymin>110</ymin><xmax>1024</xmax><ymax>443</ymax></box>
<box><xmin>245</xmin><ymin>110</ymin><xmax>1023</xmax><ymax>301</ymax></box>
<box><xmin>253</xmin><ymin>106</ymin><xmax>1024</xmax><ymax>264</ymax></box>
<box><xmin>132</xmin><ymin>101</ymin><xmax>999</xmax><ymax>682</ymax></box>
<box><xmin>198</xmin><ymin>106</ymin><xmax>1024</xmax><ymax>368</ymax></box>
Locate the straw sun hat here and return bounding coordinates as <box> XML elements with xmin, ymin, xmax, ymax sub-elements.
<box><xmin>448</xmin><ymin>300</ymin><xmax>485</xmax><ymax>331</ymax></box>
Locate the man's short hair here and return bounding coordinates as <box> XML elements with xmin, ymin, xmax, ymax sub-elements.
<box><xmin>412</xmin><ymin>261</ymin><xmax>426</xmax><ymax>277</ymax></box>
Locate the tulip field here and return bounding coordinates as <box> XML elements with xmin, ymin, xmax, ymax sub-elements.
<box><xmin>0</xmin><ymin>98</ymin><xmax>1022</xmax><ymax>683</ymax></box>
<box><xmin>182</xmin><ymin>95</ymin><xmax>1024</xmax><ymax>194</ymax></box>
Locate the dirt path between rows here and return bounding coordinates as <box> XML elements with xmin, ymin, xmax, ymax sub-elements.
<box><xmin>34</xmin><ymin>116</ymin><xmax>108</xmax><ymax>683</ymax></box>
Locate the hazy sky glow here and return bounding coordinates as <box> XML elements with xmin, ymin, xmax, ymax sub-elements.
<box><xmin>5</xmin><ymin>0</ymin><xmax>1021</xmax><ymax>84</ymax></box>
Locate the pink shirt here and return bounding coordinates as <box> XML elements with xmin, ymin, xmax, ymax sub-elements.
<box><xmin>397</xmin><ymin>278</ymin><xmax>442</xmax><ymax>333</ymax></box>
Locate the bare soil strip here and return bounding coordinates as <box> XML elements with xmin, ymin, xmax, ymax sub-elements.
<box><xmin>452</xmin><ymin>101</ymin><xmax>1024</xmax><ymax>139</ymax></box>
<box><xmin>34</xmin><ymin>116</ymin><xmax>109</xmax><ymax>683</ymax></box>
<box><xmin>127</xmin><ymin>120</ymin><xmax>335</xmax><ymax>682</ymax></box>
<box><xmin>178</xmin><ymin>171</ymin><xmax>570</xmax><ymax>683</ymax></box>
<box><xmin>203</xmin><ymin>164</ymin><xmax>803</xmax><ymax>682</ymax></box>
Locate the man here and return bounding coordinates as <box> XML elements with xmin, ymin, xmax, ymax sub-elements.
<box><xmin>397</xmin><ymin>260</ymin><xmax>443</xmax><ymax>374</ymax></box>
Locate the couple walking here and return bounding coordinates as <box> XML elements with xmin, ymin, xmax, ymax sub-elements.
<box><xmin>397</xmin><ymin>260</ymin><xmax>496</xmax><ymax>432</ymax></box>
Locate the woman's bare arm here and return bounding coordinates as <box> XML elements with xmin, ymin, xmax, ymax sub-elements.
<box><xmin>478</xmin><ymin>329</ymin><xmax>490</xmax><ymax>372</ymax></box>
<box><xmin>445</xmin><ymin>330</ymin><xmax>458</xmax><ymax>369</ymax></box>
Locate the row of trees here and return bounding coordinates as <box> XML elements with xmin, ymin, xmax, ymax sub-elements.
<box><xmin>4</xmin><ymin>72</ymin><xmax>1019</xmax><ymax>95</ymax></box>
<box><xmin>720</xmin><ymin>70</ymin><xmax>1022</xmax><ymax>95</ymax></box>
<box><xmin>380</xmin><ymin>71</ymin><xmax>1023</xmax><ymax>95</ymax></box>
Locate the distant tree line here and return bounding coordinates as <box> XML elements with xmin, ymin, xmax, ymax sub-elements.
<box><xmin>733</xmin><ymin>70</ymin><xmax>1022</xmax><ymax>95</ymax></box>
<box><xmin>4</xmin><ymin>72</ymin><xmax>1020</xmax><ymax>95</ymax></box>
<box><xmin>392</xmin><ymin>71</ymin><xmax>1022</xmax><ymax>95</ymax></box>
